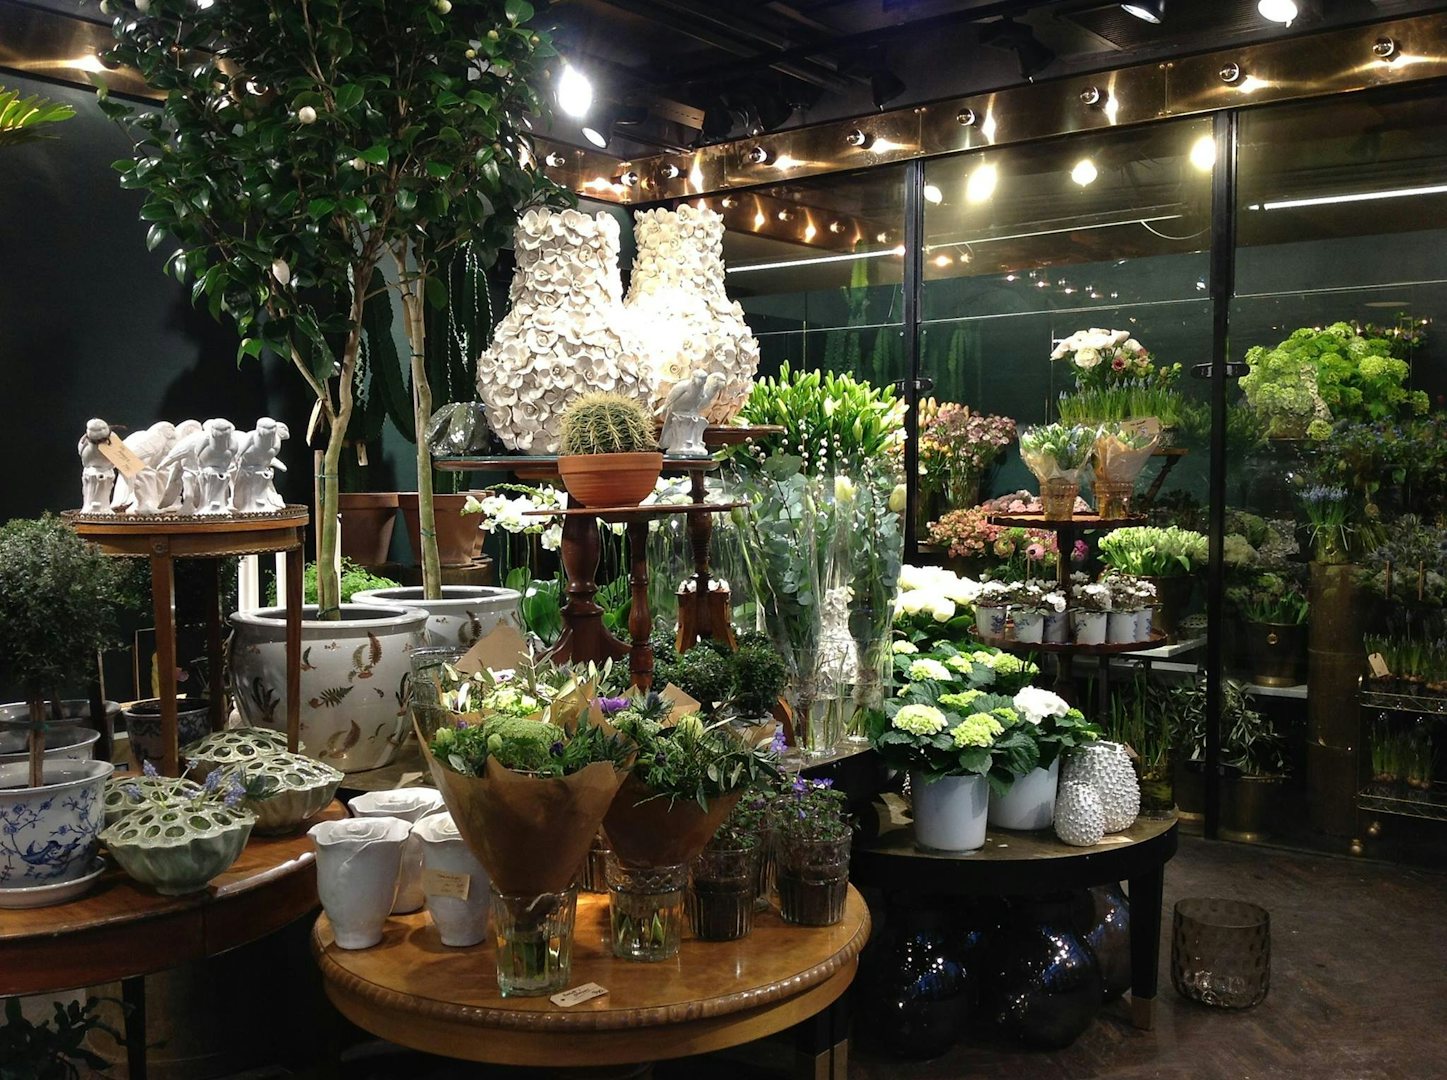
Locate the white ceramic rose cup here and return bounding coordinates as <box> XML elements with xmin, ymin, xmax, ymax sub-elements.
<box><xmin>412</xmin><ymin>812</ymin><xmax>492</xmax><ymax>947</ymax></box>
<box><xmin>348</xmin><ymin>787</ymin><xmax>447</xmax><ymax>914</ymax></box>
<box><xmin>309</xmin><ymin>817</ymin><xmax>411</xmax><ymax>949</ymax></box>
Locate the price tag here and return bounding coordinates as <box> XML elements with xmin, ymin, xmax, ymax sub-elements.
<box><xmin>421</xmin><ymin>867</ymin><xmax>470</xmax><ymax>900</ymax></box>
<box><xmin>550</xmin><ymin>983</ymin><xmax>608</xmax><ymax>1007</ymax></box>
<box><xmin>1368</xmin><ymin>652</ymin><xmax>1391</xmax><ymax>678</ymax></box>
<box><xmin>97</xmin><ymin>435</ymin><xmax>148</xmax><ymax>480</ymax></box>
<box><xmin>399</xmin><ymin>771</ymin><xmax>425</xmax><ymax>786</ymax></box>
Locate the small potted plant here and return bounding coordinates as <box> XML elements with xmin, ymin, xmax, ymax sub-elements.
<box><xmin>1228</xmin><ymin>571</ymin><xmax>1309</xmax><ymax>687</ymax></box>
<box><xmin>557</xmin><ymin>392</ymin><xmax>663</xmax><ymax>508</ymax></box>
<box><xmin>988</xmin><ymin>686</ymin><xmax>1100</xmax><ymax>830</ymax></box>
<box><xmin>726</xmin><ymin>635</ymin><xmax>790</xmax><ymax>733</ymax></box>
<box><xmin>687</xmin><ymin>794</ymin><xmax>768</xmax><ymax>941</ymax></box>
<box><xmin>1102</xmin><ymin>573</ymin><xmax>1156</xmax><ymax>644</ymax></box>
<box><xmin>972</xmin><ymin>580</ymin><xmax>1012</xmax><ymax>641</ymax></box>
<box><xmin>1170</xmin><ymin>678</ymin><xmax>1286</xmax><ymax>837</ymax></box>
<box><xmin>998</xmin><ymin>581</ymin><xmax>1050</xmax><ymax>644</ymax></box>
<box><xmin>605</xmin><ymin>694</ymin><xmax>780</xmax><ymax>960</ymax></box>
<box><xmin>0</xmin><ymin>517</ymin><xmax>122</xmax><ymax>902</ymax></box>
<box><xmin>1018</xmin><ymin>424</ymin><xmax>1095</xmax><ymax>521</ymax></box>
<box><xmin>1098</xmin><ymin>526</ymin><xmax>1205</xmax><ymax>641</ymax></box>
<box><xmin>1070</xmin><ymin>579</ymin><xmax>1112</xmax><ymax>645</ymax></box>
<box><xmin>773</xmin><ymin>777</ymin><xmax>852</xmax><ymax>926</ymax></box>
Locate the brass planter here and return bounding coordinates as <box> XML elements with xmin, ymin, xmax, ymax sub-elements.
<box><xmin>1243</xmin><ymin>621</ymin><xmax>1307</xmax><ymax>688</ymax></box>
<box><xmin>1142</xmin><ymin>575</ymin><xmax>1195</xmax><ymax>643</ymax></box>
<box><xmin>1220</xmin><ymin>774</ymin><xmax>1284</xmax><ymax>843</ymax></box>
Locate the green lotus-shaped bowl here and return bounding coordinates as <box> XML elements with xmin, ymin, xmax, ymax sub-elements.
<box><xmin>101</xmin><ymin>804</ymin><xmax>255</xmax><ymax>895</ymax></box>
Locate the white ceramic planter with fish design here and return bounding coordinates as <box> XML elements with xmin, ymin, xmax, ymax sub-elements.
<box><xmin>351</xmin><ymin>586</ymin><xmax>522</xmax><ymax>649</ymax></box>
<box><xmin>228</xmin><ymin>604</ymin><xmax>427</xmax><ymax>773</ymax></box>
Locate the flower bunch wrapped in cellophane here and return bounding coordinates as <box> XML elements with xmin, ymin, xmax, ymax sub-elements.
<box><xmin>1018</xmin><ymin>423</ymin><xmax>1096</xmax><ymax>486</ymax></box>
<box><xmin>1093</xmin><ymin>419</ymin><xmax>1161</xmax><ymax>486</ymax></box>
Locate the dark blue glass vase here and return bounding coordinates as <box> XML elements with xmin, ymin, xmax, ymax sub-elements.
<box><xmin>981</xmin><ymin>895</ymin><xmax>1104</xmax><ymax>1049</ymax></box>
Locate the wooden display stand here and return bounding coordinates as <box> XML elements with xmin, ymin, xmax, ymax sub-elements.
<box><xmin>63</xmin><ymin>507</ymin><xmax>309</xmax><ymax>776</ymax></box>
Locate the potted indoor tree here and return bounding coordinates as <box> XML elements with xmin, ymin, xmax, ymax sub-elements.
<box><xmin>1171</xmin><ymin>678</ymin><xmax>1286</xmax><ymax>838</ymax></box>
<box><xmin>557</xmin><ymin>392</ymin><xmax>663</xmax><ymax>508</ymax></box>
<box><xmin>100</xmin><ymin>0</ymin><xmax>553</xmax><ymax>606</ymax></box>
<box><xmin>101</xmin><ymin>0</ymin><xmax>555</xmax><ymax>766</ymax></box>
<box><xmin>0</xmin><ymin>517</ymin><xmax>121</xmax><ymax>901</ymax></box>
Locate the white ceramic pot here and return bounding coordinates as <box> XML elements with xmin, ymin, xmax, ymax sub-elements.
<box><xmin>229</xmin><ymin>604</ymin><xmax>428</xmax><ymax>773</ymax></box>
<box><xmin>1137</xmin><ymin>607</ymin><xmax>1156</xmax><ymax>643</ymax></box>
<box><xmin>348</xmin><ymin>788</ymin><xmax>447</xmax><ymax>914</ymax></box>
<box><xmin>351</xmin><ymin>585</ymin><xmax>523</xmax><ymax>649</ymax></box>
<box><xmin>1071</xmin><ymin>609</ymin><xmax>1108</xmax><ymax>646</ymax></box>
<box><xmin>309</xmin><ymin>816</ymin><xmax>411</xmax><ymax>949</ymax></box>
<box><xmin>0</xmin><ymin>759</ymin><xmax>113</xmax><ymax>889</ymax></box>
<box><xmin>910</xmin><ymin>772</ymin><xmax>989</xmax><ymax>853</ymax></box>
<box><xmin>988</xmin><ymin>759</ymin><xmax>1061</xmax><ymax>831</ymax></box>
<box><xmin>1042</xmin><ymin>609</ymin><xmax>1068</xmax><ymax>644</ymax></box>
<box><xmin>1013</xmin><ymin>609</ymin><xmax>1045</xmax><ymax>644</ymax></box>
<box><xmin>1107</xmin><ymin>610</ymin><xmax>1139</xmax><ymax>644</ymax></box>
<box><xmin>975</xmin><ymin>606</ymin><xmax>1008</xmax><ymax>641</ymax></box>
<box><xmin>0</xmin><ymin>700</ymin><xmax>119</xmax><ymax>731</ymax></box>
<box><xmin>0</xmin><ymin>726</ymin><xmax>100</xmax><ymax>766</ymax></box>
<box><xmin>412</xmin><ymin>812</ymin><xmax>492</xmax><ymax>947</ymax></box>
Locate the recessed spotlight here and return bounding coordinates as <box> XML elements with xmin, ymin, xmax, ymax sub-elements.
<box><xmin>1071</xmin><ymin>159</ymin><xmax>1098</xmax><ymax>187</ymax></box>
<box><xmin>660</xmin><ymin>163</ymin><xmax>682</xmax><ymax>180</ymax></box>
<box><xmin>844</xmin><ymin>128</ymin><xmax>873</xmax><ymax>149</ymax></box>
<box><xmin>544</xmin><ymin>152</ymin><xmax>565</xmax><ymax>168</ymax></box>
<box><xmin>933</xmin><ymin>254</ymin><xmax>953</xmax><ymax>267</ymax></box>
<box><xmin>1257</xmin><ymin>0</ymin><xmax>1298</xmax><ymax>25</ymax></box>
<box><xmin>923</xmin><ymin>184</ymin><xmax>943</xmax><ymax>204</ymax></box>
<box><xmin>1189</xmin><ymin>134</ymin><xmax>1216</xmax><ymax>172</ymax></box>
<box><xmin>1120</xmin><ymin>0</ymin><xmax>1164</xmax><ymax>23</ymax></box>
<box><xmin>557</xmin><ymin>62</ymin><xmax>593</xmax><ymax>118</ymax></box>
<box><xmin>966</xmin><ymin>162</ymin><xmax>998</xmax><ymax>204</ymax></box>
<box><xmin>746</xmin><ymin>145</ymin><xmax>773</xmax><ymax>166</ymax></box>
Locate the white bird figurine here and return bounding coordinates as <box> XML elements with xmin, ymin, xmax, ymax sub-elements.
<box><xmin>110</xmin><ymin>421</ymin><xmax>178</xmax><ymax>514</ymax></box>
<box><xmin>658</xmin><ymin>371</ymin><xmax>727</xmax><ymax>457</ymax></box>
<box><xmin>195</xmin><ymin>418</ymin><xmax>242</xmax><ymax>514</ymax></box>
<box><xmin>231</xmin><ymin>418</ymin><xmax>290</xmax><ymax>513</ymax></box>
<box><xmin>78</xmin><ymin>418</ymin><xmax>116</xmax><ymax>514</ymax></box>
<box><xmin>158</xmin><ymin>420</ymin><xmax>209</xmax><ymax>515</ymax></box>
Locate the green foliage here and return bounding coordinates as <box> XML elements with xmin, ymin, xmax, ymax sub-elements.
<box><xmin>1227</xmin><ymin>571</ymin><xmax>1309</xmax><ymax>625</ymax></box>
<box><xmin>612</xmin><ymin>694</ymin><xmax>781</xmax><ymax>809</ymax></box>
<box><xmin>1167</xmin><ymin>677</ymin><xmax>1285</xmax><ymax>777</ymax></box>
<box><xmin>1241</xmin><ymin>323</ymin><xmax>1428</xmax><ymax>437</ymax></box>
<box><xmin>266</xmin><ymin>558</ymin><xmax>398</xmax><ymax>606</ymax></box>
<box><xmin>0</xmin><ymin>517</ymin><xmax>126</xmax><ymax>714</ymax></box>
<box><xmin>559</xmin><ymin>392</ymin><xmax>657</xmax><ymax>456</ymax></box>
<box><xmin>430</xmin><ymin>713</ymin><xmax>629</xmax><ymax>778</ymax></box>
<box><xmin>1057</xmin><ymin>385</ymin><xmax>1198</xmax><ymax>431</ymax></box>
<box><xmin>0</xmin><ymin>996</ymin><xmax>120</xmax><ymax>1080</ymax></box>
<box><xmin>1097</xmin><ymin>526</ymin><xmax>1207</xmax><ymax>577</ymax></box>
<box><xmin>732</xmin><ymin>362</ymin><xmax>905</xmax><ymax>475</ymax></box>
<box><xmin>504</xmin><ymin>567</ymin><xmax>563</xmax><ymax>645</ymax></box>
<box><xmin>871</xmin><ymin>687</ymin><xmax>1037</xmax><ymax>793</ymax></box>
<box><xmin>653</xmin><ymin>647</ymin><xmax>733</xmax><ymax>714</ymax></box>
<box><xmin>774</xmin><ymin>777</ymin><xmax>852</xmax><ymax>844</ymax></box>
<box><xmin>731</xmin><ymin>641</ymin><xmax>789</xmax><ymax>717</ymax></box>
<box><xmin>0</xmin><ymin>86</ymin><xmax>75</xmax><ymax>149</ymax></box>
<box><xmin>1018</xmin><ymin>423</ymin><xmax>1095</xmax><ymax>472</ymax></box>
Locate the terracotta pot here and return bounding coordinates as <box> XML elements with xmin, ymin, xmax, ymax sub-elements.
<box><xmin>558</xmin><ymin>452</ymin><xmax>663</xmax><ymax>508</ymax></box>
<box><xmin>338</xmin><ymin>492</ymin><xmax>399</xmax><ymax>567</ymax></box>
<box><xmin>398</xmin><ymin>493</ymin><xmax>481</xmax><ymax>568</ymax></box>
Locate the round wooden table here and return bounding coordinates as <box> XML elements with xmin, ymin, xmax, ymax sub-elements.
<box><xmin>1</xmin><ymin>800</ymin><xmax>344</xmax><ymax>1079</ymax></box>
<box><xmin>312</xmin><ymin>887</ymin><xmax>871</xmax><ymax>1076</ymax></box>
<box><xmin>852</xmin><ymin>794</ymin><xmax>1178</xmax><ymax>1029</ymax></box>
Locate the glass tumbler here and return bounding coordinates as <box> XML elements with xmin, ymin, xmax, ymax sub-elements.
<box><xmin>606</xmin><ymin>855</ymin><xmax>687</xmax><ymax>962</ymax></box>
<box><xmin>491</xmin><ymin>886</ymin><xmax>578</xmax><ymax>997</ymax></box>
<box><xmin>1171</xmin><ymin>897</ymin><xmax>1271</xmax><ymax>1009</ymax></box>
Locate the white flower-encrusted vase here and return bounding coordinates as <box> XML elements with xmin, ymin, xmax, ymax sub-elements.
<box><xmin>1062</xmin><ymin>741</ymin><xmax>1140</xmax><ymax>833</ymax></box>
<box><xmin>624</xmin><ymin>204</ymin><xmax>760</xmax><ymax>424</ymax></box>
<box><xmin>476</xmin><ymin>208</ymin><xmax>648</xmax><ymax>454</ymax></box>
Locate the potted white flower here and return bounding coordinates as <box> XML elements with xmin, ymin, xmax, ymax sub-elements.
<box><xmin>1103</xmin><ymin>574</ymin><xmax>1157</xmax><ymax>643</ymax></box>
<box><xmin>1001</xmin><ymin>581</ymin><xmax>1051</xmax><ymax>644</ymax></box>
<box><xmin>1070</xmin><ymin>580</ymin><xmax>1113</xmax><ymax>645</ymax></box>
<box><xmin>972</xmin><ymin>580</ymin><xmax>1012</xmax><ymax>641</ymax></box>
<box><xmin>1040</xmin><ymin>590</ymin><xmax>1069</xmax><ymax>644</ymax></box>
<box><xmin>988</xmin><ymin>687</ymin><xmax>1100</xmax><ymax>830</ymax></box>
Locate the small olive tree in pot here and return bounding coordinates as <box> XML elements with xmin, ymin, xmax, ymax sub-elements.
<box><xmin>99</xmin><ymin>0</ymin><xmax>560</xmax><ymax>611</ymax></box>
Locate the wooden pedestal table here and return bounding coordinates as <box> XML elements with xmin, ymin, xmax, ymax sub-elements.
<box><xmin>851</xmin><ymin>795</ymin><xmax>1178</xmax><ymax>1030</ymax></box>
<box><xmin>312</xmin><ymin>888</ymin><xmax>871</xmax><ymax>1078</ymax></box>
<box><xmin>62</xmin><ymin>507</ymin><xmax>310</xmax><ymax>776</ymax></box>
<box><xmin>0</xmin><ymin>800</ymin><xmax>346</xmax><ymax>1080</ymax></box>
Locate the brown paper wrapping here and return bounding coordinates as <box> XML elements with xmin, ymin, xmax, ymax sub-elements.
<box><xmin>602</xmin><ymin>774</ymin><xmax>742</xmax><ymax>868</ymax></box>
<box><xmin>419</xmin><ymin>721</ymin><xmax>625</xmax><ymax>895</ymax></box>
<box><xmin>1094</xmin><ymin>419</ymin><xmax>1161</xmax><ymax>485</ymax></box>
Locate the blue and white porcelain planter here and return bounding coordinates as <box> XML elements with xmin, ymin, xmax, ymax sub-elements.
<box><xmin>975</xmin><ymin>606</ymin><xmax>1008</xmax><ymax>641</ymax></box>
<box><xmin>0</xmin><ymin>759</ymin><xmax>112</xmax><ymax>891</ymax></box>
<box><xmin>0</xmin><ymin>726</ymin><xmax>100</xmax><ymax>766</ymax></box>
<box><xmin>352</xmin><ymin>585</ymin><xmax>523</xmax><ymax>649</ymax></box>
<box><xmin>1013</xmin><ymin>609</ymin><xmax>1046</xmax><ymax>645</ymax></box>
<box><xmin>229</xmin><ymin>604</ymin><xmax>428</xmax><ymax>774</ymax></box>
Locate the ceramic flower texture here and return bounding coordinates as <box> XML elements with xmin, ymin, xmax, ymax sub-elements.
<box><xmin>476</xmin><ymin>208</ymin><xmax>649</xmax><ymax>453</ymax></box>
<box><xmin>1013</xmin><ymin>686</ymin><xmax>1071</xmax><ymax>726</ymax></box>
<box><xmin>623</xmin><ymin>204</ymin><xmax>760</xmax><ymax>423</ymax></box>
<box><xmin>892</xmin><ymin>703</ymin><xmax>949</xmax><ymax>736</ymax></box>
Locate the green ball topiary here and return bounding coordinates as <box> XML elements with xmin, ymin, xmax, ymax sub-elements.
<box><xmin>559</xmin><ymin>392</ymin><xmax>658</xmax><ymax>456</ymax></box>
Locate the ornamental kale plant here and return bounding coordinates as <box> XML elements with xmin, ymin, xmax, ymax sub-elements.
<box><xmin>99</xmin><ymin>0</ymin><xmax>561</xmax><ymax>612</ymax></box>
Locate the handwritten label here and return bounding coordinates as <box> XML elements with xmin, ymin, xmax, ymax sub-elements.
<box><xmin>422</xmin><ymin>867</ymin><xmax>470</xmax><ymax>900</ymax></box>
<box><xmin>550</xmin><ymin>983</ymin><xmax>608</xmax><ymax>1007</ymax></box>
<box><xmin>97</xmin><ymin>436</ymin><xmax>148</xmax><ymax>480</ymax></box>
<box><xmin>1368</xmin><ymin>652</ymin><xmax>1391</xmax><ymax>678</ymax></box>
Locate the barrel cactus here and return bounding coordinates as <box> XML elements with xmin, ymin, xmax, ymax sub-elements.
<box><xmin>559</xmin><ymin>392</ymin><xmax>658</xmax><ymax>456</ymax></box>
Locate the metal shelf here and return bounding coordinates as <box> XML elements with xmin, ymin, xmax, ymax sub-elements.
<box><xmin>1359</xmin><ymin>688</ymin><xmax>1447</xmax><ymax>717</ymax></box>
<box><xmin>1356</xmin><ymin>783</ymin><xmax>1447</xmax><ymax>822</ymax></box>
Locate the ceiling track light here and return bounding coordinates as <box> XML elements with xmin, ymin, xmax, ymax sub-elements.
<box><xmin>544</xmin><ymin>152</ymin><xmax>565</xmax><ymax>168</ymax></box>
<box><xmin>1219</xmin><ymin>62</ymin><xmax>1243</xmax><ymax>84</ymax></box>
<box><xmin>746</xmin><ymin>145</ymin><xmax>775</xmax><ymax>166</ymax></box>
<box><xmin>1080</xmin><ymin>85</ymin><xmax>1106</xmax><ymax>108</ymax></box>
<box><xmin>659</xmin><ymin>162</ymin><xmax>682</xmax><ymax>180</ymax></box>
<box><xmin>956</xmin><ymin>108</ymin><xmax>976</xmax><ymax>126</ymax></box>
<box><xmin>844</xmin><ymin>128</ymin><xmax>873</xmax><ymax>149</ymax></box>
<box><xmin>617</xmin><ymin>170</ymin><xmax>639</xmax><ymax>187</ymax></box>
<box><xmin>1373</xmin><ymin>37</ymin><xmax>1398</xmax><ymax>60</ymax></box>
<box><xmin>1120</xmin><ymin>0</ymin><xmax>1165</xmax><ymax>24</ymax></box>
<box><xmin>1257</xmin><ymin>0</ymin><xmax>1300</xmax><ymax>26</ymax></box>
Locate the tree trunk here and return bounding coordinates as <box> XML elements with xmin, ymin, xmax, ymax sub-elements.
<box><xmin>399</xmin><ymin>243</ymin><xmax>441</xmax><ymax>601</ymax></box>
<box><xmin>28</xmin><ymin>694</ymin><xmax>45</xmax><ymax>789</ymax></box>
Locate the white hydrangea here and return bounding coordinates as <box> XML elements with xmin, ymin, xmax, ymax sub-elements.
<box><xmin>1013</xmin><ymin>686</ymin><xmax>1071</xmax><ymax>726</ymax></box>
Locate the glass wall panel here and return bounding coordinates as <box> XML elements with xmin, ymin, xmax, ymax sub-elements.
<box><xmin>920</xmin><ymin>118</ymin><xmax>1217</xmax><ymax>521</ymax></box>
<box><xmin>1227</xmin><ymin>90</ymin><xmax>1447</xmax><ymax>858</ymax></box>
<box><xmin>721</xmin><ymin>166</ymin><xmax>907</xmax><ymax>386</ymax></box>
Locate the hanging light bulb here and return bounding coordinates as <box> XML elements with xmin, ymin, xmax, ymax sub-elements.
<box><xmin>1070</xmin><ymin>159</ymin><xmax>1098</xmax><ymax>187</ymax></box>
<box><xmin>966</xmin><ymin>162</ymin><xmax>998</xmax><ymax>204</ymax></box>
<box><xmin>1189</xmin><ymin>134</ymin><xmax>1217</xmax><ymax>172</ymax></box>
<box><xmin>556</xmin><ymin>63</ymin><xmax>593</xmax><ymax>118</ymax></box>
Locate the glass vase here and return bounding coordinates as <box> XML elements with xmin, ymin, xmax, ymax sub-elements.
<box><xmin>407</xmin><ymin>645</ymin><xmax>468</xmax><ymax>741</ymax></box>
<box><xmin>774</xmin><ymin>832</ymin><xmax>851</xmax><ymax>927</ymax></box>
<box><xmin>688</xmin><ymin>845</ymin><xmax>760</xmax><ymax>941</ymax></box>
<box><xmin>606</xmin><ymin>856</ymin><xmax>686</xmax><ymax>962</ymax></box>
<box><xmin>491</xmin><ymin>887</ymin><xmax>577</xmax><ymax>997</ymax></box>
<box><xmin>1171</xmin><ymin>898</ymin><xmax>1270</xmax><ymax>1009</ymax></box>
<box><xmin>1094</xmin><ymin>478</ymin><xmax>1134</xmax><ymax>520</ymax></box>
<box><xmin>1039</xmin><ymin>478</ymin><xmax>1079</xmax><ymax>521</ymax></box>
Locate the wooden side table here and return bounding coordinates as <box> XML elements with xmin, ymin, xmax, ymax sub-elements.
<box><xmin>312</xmin><ymin>887</ymin><xmax>871</xmax><ymax>1078</ymax></box>
<box><xmin>852</xmin><ymin>796</ymin><xmax>1178</xmax><ymax>1029</ymax></box>
<box><xmin>63</xmin><ymin>507</ymin><xmax>309</xmax><ymax>775</ymax></box>
<box><xmin>1</xmin><ymin>800</ymin><xmax>345</xmax><ymax>1080</ymax></box>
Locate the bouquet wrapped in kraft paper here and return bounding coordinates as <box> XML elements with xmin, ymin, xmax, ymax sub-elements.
<box><xmin>604</xmin><ymin>692</ymin><xmax>781</xmax><ymax>869</ymax></box>
<box><xmin>416</xmin><ymin>625</ymin><xmax>631</xmax><ymax>895</ymax></box>
<box><xmin>1093</xmin><ymin>419</ymin><xmax>1160</xmax><ymax>519</ymax></box>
